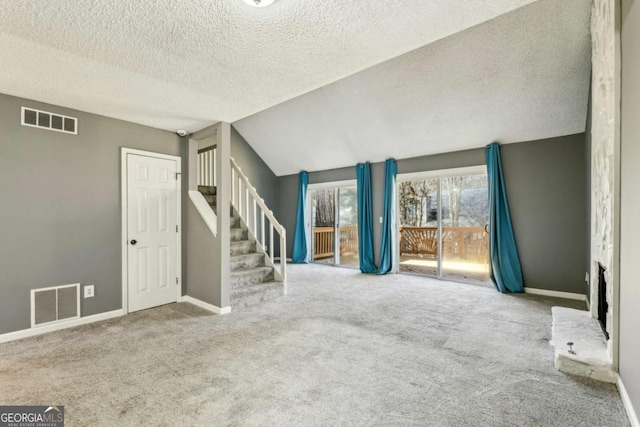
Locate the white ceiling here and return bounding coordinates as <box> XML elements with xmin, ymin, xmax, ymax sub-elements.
<box><xmin>234</xmin><ymin>0</ymin><xmax>592</xmax><ymax>176</ymax></box>
<box><xmin>0</xmin><ymin>0</ymin><xmax>537</xmax><ymax>132</ymax></box>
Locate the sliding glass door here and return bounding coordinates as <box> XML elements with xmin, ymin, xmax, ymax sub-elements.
<box><xmin>398</xmin><ymin>168</ymin><xmax>489</xmax><ymax>285</ymax></box>
<box><xmin>310</xmin><ymin>184</ymin><xmax>359</xmax><ymax>268</ymax></box>
<box><xmin>398</xmin><ymin>178</ymin><xmax>440</xmax><ymax>276</ymax></box>
<box><xmin>440</xmin><ymin>175</ymin><xmax>489</xmax><ymax>283</ymax></box>
<box><xmin>311</xmin><ymin>188</ymin><xmax>335</xmax><ymax>264</ymax></box>
<box><xmin>337</xmin><ymin>187</ymin><xmax>358</xmax><ymax>267</ymax></box>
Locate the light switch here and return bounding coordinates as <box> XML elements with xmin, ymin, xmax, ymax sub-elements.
<box><xmin>379</xmin><ymin>217</ymin><xmax>383</xmax><ymax>224</ymax></box>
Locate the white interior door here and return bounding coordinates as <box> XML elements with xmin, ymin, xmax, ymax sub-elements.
<box><xmin>127</xmin><ymin>154</ymin><xmax>178</xmax><ymax>312</ymax></box>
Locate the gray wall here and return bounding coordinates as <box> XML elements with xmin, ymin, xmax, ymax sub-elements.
<box><xmin>186</xmin><ymin>202</ymin><xmax>219</xmax><ymax>305</ymax></box>
<box><xmin>500</xmin><ymin>134</ymin><xmax>588</xmax><ymax>294</ymax></box>
<box><xmin>0</xmin><ymin>93</ymin><xmax>181</xmax><ymax>334</ymax></box>
<box><xmin>231</xmin><ymin>126</ymin><xmax>278</xmax><ymax>209</ymax></box>
<box><xmin>277</xmin><ymin>135</ymin><xmax>588</xmax><ymax>294</ymax></box>
<box><xmin>619</xmin><ymin>0</ymin><xmax>640</xmax><ymax>419</ymax></box>
<box><xmin>185</xmin><ymin>124</ymin><xmax>232</xmax><ymax>309</ymax></box>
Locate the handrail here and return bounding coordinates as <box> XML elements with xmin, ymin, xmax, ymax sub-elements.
<box><xmin>230</xmin><ymin>157</ymin><xmax>287</xmax><ymax>293</ymax></box>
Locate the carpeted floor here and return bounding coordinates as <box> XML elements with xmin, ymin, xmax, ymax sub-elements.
<box><xmin>0</xmin><ymin>264</ymin><xmax>630</xmax><ymax>426</ymax></box>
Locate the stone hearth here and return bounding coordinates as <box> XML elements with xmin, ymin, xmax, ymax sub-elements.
<box><xmin>550</xmin><ymin>307</ymin><xmax>615</xmax><ymax>383</ymax></box>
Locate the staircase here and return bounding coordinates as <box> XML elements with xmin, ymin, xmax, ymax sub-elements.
<box><xmin>198</xmin><ymin>185</ymin><xmax>284</xmax><ymax>311</ymax></box>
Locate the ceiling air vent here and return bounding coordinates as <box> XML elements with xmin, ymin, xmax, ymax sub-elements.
<box><xmin>31</xmin><ymin>284</ymin><xmax>80</xmax><ymax>327</ymax></box>
<box><xmin>21</xmin><ymin>107</ymin><xmax>77</xmax><ymax>135</ymax></box>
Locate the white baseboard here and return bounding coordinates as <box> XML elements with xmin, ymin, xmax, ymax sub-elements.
<box><xmin>0</xmin><ymin>309</ymin><xmax>124</xmax><ymax>344</ymax></box>
<box><xmin>524</xmin><ymin>287</ymin><xmax>587</xmax><ymax>301</ymax></box>
<box><xmin>181</xmin><ymin>296</ymin><xmax>231</xmax><ymax>315</ymax></box>
<box><xmin>618</xmin><ymin>375</ymin><xmax>640</xmax><ymax>427</ymax></box>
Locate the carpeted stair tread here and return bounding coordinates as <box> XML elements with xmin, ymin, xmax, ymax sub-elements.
<box><xmin>198</xmin><ymin>185</ymin><xmax>217</xmax><ymax>196</ymax></box>
<box><xmin>230</xmin><ymin>253</ymin><xmax>265</xmax><ymax>271</ymax></box>
<box><xmin>231</xmin><ymin>280</ymin><xmax>284</xmax><ymax>311</ymax></box>
<box><xmin>230</xmin><ymin>266</ymin><xmax>274</xmax><ymax>287</ymax></box>
<box><xmin>230</xmin><ymin>228</ymin><xmax>249</xmax><ymax>242</ymax></box>
<box><xmin>230</xmin><ymin>216</ymin><xmax>241</xmax><ymax>229</ymax></box>
<box><xmin>230</xmin><ymin>240</ymin><xmax>256</xmax><ymax>255</ymax></box>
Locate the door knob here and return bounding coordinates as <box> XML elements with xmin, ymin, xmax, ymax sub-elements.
<box><xmin>130</xmin><ymin>239</ymin><xmax>137</xmax><ymax>245</ymax></box>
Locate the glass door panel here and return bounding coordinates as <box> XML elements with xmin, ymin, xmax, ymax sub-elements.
<box><xmin>311</xmin><ymin>189</ymin><xmax>336</xmax><ymax>264</ymax></box>
<box><xmin>338</xmin><ymin>187</ymin><xmax>359</xmax><ymax>267</ymax></box>
<box><xmin>440</xmin><ymin>175</ymin><xmax>490</xmax><ymax>284</ymax></box>
<box><xmin>398</xmin><ymin>178</ymin><xmax>440</xmax><ymax>276</ymax></box>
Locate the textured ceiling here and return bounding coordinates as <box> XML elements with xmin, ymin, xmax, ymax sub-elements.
<box><xmin>0</xmin><ymin>0</ymin><xmax>537</xmax><ymax>131</ymax></box>
<box><xmin>234</xmin><ymin>0</ymin><xmax>592</xmax><ymax>176</ymax></box>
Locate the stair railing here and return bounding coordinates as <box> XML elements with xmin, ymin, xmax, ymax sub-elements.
<box><xmin>197</xmin><ymin>145</ymin><xmax>217</xmax><ymax>187</ymax></box>
<box><xmin>230</xmin><ymin>157</ymin><xmax>287</xmax><ymax>293</ymax></box>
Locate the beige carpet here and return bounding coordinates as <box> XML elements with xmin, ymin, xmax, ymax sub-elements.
<box><xmin>0</xmin><ymin>264</ymin><xmax>630</xmax><ymax>426</ymax></box>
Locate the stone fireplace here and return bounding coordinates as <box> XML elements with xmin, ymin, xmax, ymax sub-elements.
<box><xmin>589</xmin><ymin>0</ymin><xmax>619</xmax><ymax>363</ymax></box>
<box><xmin>550</xmin><ymin>0</ymin><xmax>620</xmax><ymax>383</ymax></box>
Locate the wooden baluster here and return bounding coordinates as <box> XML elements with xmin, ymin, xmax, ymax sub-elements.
<box><xmin>261</xmin><ymin>212</ymin><xmax>265</xmax><ymax>248</ymax></box>
<box><xmin>270</xmin><ymin>224</ymin><xmax>274</xmax><ymax>261</ymax></box>
<box><xmin>208</xmin><ymin>151</ymin><xmax>213</xmax><ymax>186</ymax></box>
<box><xmin>281</xmin><ymin>232</ymin><xmax>287</xmax><ymax>294</ymax></box>
<box><xmin>245</xmin><ymin>186</ymin><xmax>250</xmax><ymax>222</ymax></box>
<box><xmin>231</xmin><ymin>168</ymin><xmax>236</xmax><ymax>207</ymax></box>
<box><xmin>213</xmin><ymin>148</ymin><xmax>217</xmax><ymax>187</ymax></box>
<box><xmin>209</xmin><ymin>150</ymin><xmax>216</xmax><ymax>185</ymax></box>
<box><xmin>238</xmin><ymin>179</ymin><xmax>242</xmax><ymax>216</ymax></box>
<box><xmin>203</xmin><ymin>152</ymin><xmax>207</xmax><ymax>186</ymax></box>
<box><xmin>208</xmin><ymin>150</ymin><xmax>213</xmax><ymax>186</ymax></box>
<box><xmin>253</xmin><ymin>199</ymin><xmax>257</xmax><ymax>237</ymax></box>
<box><xmin>206</xmin><ymin>152</ymin><xmax>211</xmax><ymax>186</ymax></box>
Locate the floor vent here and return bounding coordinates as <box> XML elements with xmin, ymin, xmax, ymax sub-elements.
<box><xmin>21</xmin><ymin>106</ymin><xmax>77</xmax><ymax>135</ymax></box>
<box><xmin>31</xmin><ymin>284</ymin><xmax>80</xmax><ymax>327</ymax></box>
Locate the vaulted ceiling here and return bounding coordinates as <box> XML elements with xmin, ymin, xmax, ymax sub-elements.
<box><xmin>0</xmin><ymin>0</ymin><xmax>591</xmax><ymax>175</ymax></box>
<box><xmin>234</xmin><ymin>0</ymin><xmax>592</xmax><ymax>175</ymax></box>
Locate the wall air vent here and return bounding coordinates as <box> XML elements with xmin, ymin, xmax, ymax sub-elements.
<box><xmin>21</xmin><ymin>107</ymin><xmax>77</xmax><ymax>135</ymax></box>
<box><xmin>31</xmin><ymin>284</ymin><xmax>80</xmax><ymax>327</ymax></box>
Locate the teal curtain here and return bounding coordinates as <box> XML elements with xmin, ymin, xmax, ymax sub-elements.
<box><xmin>357</xmin><ymin>163</ymin><xmax>377</xmax><ymax>273</ymax></box>
<box><xmin>486</xmin><ymin>142</ymin><xmax>524</xmax><ymax>293</ymax></box>
<box><xmin>378</xmin><ymin>159</ymin><xmax>397</xmax><ymax>275</ymax></box>
<box><xmin>292</xmin><ymin>171</ymin><xmax>309</xmax><ymax>264</ymax></box>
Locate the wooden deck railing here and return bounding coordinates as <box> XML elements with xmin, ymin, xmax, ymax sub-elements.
<box><xmin>313</xmin><ymin>227</ymin><xmax>334</xmax><ymax>259</ymax></box>
<box><xmin>313</xmin><ymin>225</ymin><xmax>358</xmax><ymax>260</ymax></box>
<box><xmin>313</xmin><ymin>226</ymin><xmax>487</xmax><ymax>261</ymax></box>
<box><xmin>400</xmin><ymin>226</ymin><xmax>488</xmax><ymax>261</ymax></box>
<box><xmin>340</xmin><ymin>225</ymin><xmax>358</xmax><ymax>255</ymax></box>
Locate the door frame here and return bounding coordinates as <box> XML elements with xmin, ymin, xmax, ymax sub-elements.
<box><xmin>307</xmin><ymin>179</ymin><xmax>357</xmax><ymax>267</ymax></box>
<box><xmin>120</xmin><ymin>147</ymin><xmax>182</xmax><ymax>315</ymax></box>
<box><xmin>395</xmin><ymin>165</ymin><xmax>487</xmax><ymax>278</ymax></box>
